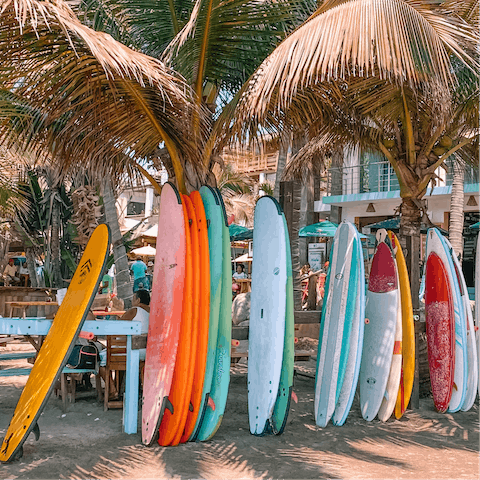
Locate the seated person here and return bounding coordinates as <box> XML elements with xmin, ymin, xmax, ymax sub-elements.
<box><xmin>233</xmin><ymin>264</ymin><xmax>247</xmax><ymax>280</ymax></box>
<box><xmin>3</xmin><ymin>259</ymin><xmax>20</xmax><ymax>285</ymax></box>
<box><xmin>121</xmin><ymin>289</ymin><xmax>150</xmax><ymax>361</ymax></box>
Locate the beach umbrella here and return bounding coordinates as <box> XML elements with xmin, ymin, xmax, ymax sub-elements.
<box><xmin>131</xmin><ymin>245</ymin><xmax>156</xmax><ymax>256</ymax></box>
<box><xmin>229</xmin><ymin>223</ymin><xmax>253</xmax><ymax>241</ymax></box>
<box><xmin>469</xmin><ymin>221</ymin><xmax>479</xmax><ymax>230</ymax></box>
<box><xmin>299</xmin><ymin>221</ymin><xmax>338</xmax><ymax>237</ymax></box>
<box><xmin>364</xmin><ymin>217</ymin><xmax>448</xmax><ymax>235</ymax></box>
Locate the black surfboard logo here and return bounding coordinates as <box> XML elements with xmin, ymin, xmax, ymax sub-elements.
<box><xmin>79</xmin><ymin>259</ymin><xmax>92</xmax><ymax>284</ymax></box>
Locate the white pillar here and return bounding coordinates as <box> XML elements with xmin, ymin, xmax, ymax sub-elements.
<box><xmin>145</xmin><ymin>187</ymin><xmax>153</xmax><ymax>217</ymax></box>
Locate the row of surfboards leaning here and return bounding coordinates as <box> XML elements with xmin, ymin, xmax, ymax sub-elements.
<box><xmin>314</xmin><ymin>222</ymin><xmax>479</xmax><ymax>429</ymax></box>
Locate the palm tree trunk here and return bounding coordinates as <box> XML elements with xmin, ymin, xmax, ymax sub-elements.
<box><xmin>102</xmin><ymin>179</ymin><xmax>133</xmax><ymax>309</ymax></box>
<box><xmin>449</xmin><ymin>161</ymin><xmax>465</xmax><ymax>261</ymax></box>
<box><xmin>25</xmin><ymin>246</ymin><xmax>38</xmax><ymax>287</ymax></box>
<box><xmin>273</xmin><ymin>134</ymin><xmax>291</xmax><ymax>200</ymax></box>
<box><xmin>51</xmin><ymin>198</ymin><xmax>63</xmax><ymax>287</ymax></box>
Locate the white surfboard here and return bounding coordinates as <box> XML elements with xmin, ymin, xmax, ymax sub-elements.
<box><xmin>248</xmin><ymin>196</ymin><xmax>287</xmax><ymax>435</ymax></box>
<box><xmin>443</xmin><ymin>237</ymin><xmax>478</xmax><ymax>412</ymax></box>
<box><xmin>360</xmin><ymin>230</ymin><xmax>398</xmax><ymax>422</ymax></box>
<box><xmin>476</xmin><ymin>234</ymin><xmax>480</xmax><ymax>399</ymax></box>
<box><xmin>332</xmin><ymin>223</ymin><xmax>365</xmax><ymax>426</ymax></box>
<box><xmin>377</xmin><ymin>256</ymin><xmax>402</xmax><ymax>422</ymax></box>
<box><xmin>315</xmin><ymin>221</ymin><xmax>359</xmax><ymax>427</ymax></box>
<box><xmin>426</xmin><ymin>229</ymin><xmax>467</xmax><ymax>412</ymax></box>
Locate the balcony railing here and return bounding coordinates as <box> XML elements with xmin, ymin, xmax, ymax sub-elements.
<box><xmin>327</xmin><ymin>161</ymin><xmax>479</xmax><ymax>197</ymax></box>
<box><xmin>223</xmin><ymin>151</ymin><xmax>278</xmax><ymax>174</ymax></box>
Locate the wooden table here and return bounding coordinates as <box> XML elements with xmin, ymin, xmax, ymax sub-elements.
<box><xmin>0</xmin><ymin>318</ymin><xmax>142</xmax><ymax>434</ymax></box>
<box><xmin>6</xmin><ymin>301</ymin><xmax>58</xmax><ymax>318</ymax></box>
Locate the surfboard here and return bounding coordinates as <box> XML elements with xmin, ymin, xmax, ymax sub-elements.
<box><xmin>158</xmin><ymin>195</ymin><xmax>196</xmax><ymax>446</ymax></box>
<box><xmin>388</xmin><ymin>232</ymin><xmax>415</xmax><ymax>420</ymax></box>
<box><xmin>181</xmin><ymin>191</ymin><xmax>211</xmax><ymax>442</ymax></box>
<box><xmin>0</xmin><ymin>224</ymin><xmax>110</xmax><ymax>463</ymax></box>
<box><xmin>378</xmin><ymin>252</ymin><xmax>402</xmax><ymax>422</ymax></box>
<box><xmin>426</xmin><ymin>228</ymin><xmax>467</xmax><ymax>412</ymax></box>
<box><xmin>332</xmin><ymin>223</ymin><xmax>365</xmax><ymax>426</ymax></box>
<box><xmin>190</xmin><ymin>186</ymin><xmax>223</xmax><ymax>442</ymax></box>
<box><xmin>270</xmin><ymin>212</ymin><xmax>295</xmax><ymax>435</ymax></box>
<box><xmin>476</xmin><ymin>233</ymin><xmax>480</xmax><ymax>399</ymax></box>
<box><xmin>443</xmin><ymin>237</ymin><xmax>478</xmax><ymax>412</ymax></box>
<box><xmin>315</xmin><ymin>221</ymin><xmax>358</xmax><ymax>427</ymax></box>
<box><xmin>196</xmin><ymin>188</ymin><xmax>232</xmax><ymax>441</ymax></box>
<box><xmin>425</xmin><ymin>251</ymin><xmax>455</xmax><ymax>413</ymax></box>
<box><xmin>142</xmin><ymin>182</ymin><xmax>186</xmax><ymax>446</ymax></box>
<box><xmin>248</xmin><ymin>195</ymin><xmax>287</xmax><ymax>435</ymax></box>
<box><xmin>360</xmin><ymin>231</ymin><xmax>398</xmax><ymax>421</ymax></box>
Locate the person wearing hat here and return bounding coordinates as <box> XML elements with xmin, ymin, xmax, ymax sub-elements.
<box><xmin>146</xmin><ymin>260</ymin><xmax>154</xmax><ymax>290</ymax></box>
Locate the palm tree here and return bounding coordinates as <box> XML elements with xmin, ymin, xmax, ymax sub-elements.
<box><xmin>223</xmin><ymin>0</ymin><xmax>478</xmax><ymax>296</ymax></box>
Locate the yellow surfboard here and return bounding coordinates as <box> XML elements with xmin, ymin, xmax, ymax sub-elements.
<box><xmin>0</xmin><ymin>224</ymin><xmax>110</xmax><ymax>462</ymax></box>
<box><xmin>388</xmin><ymin>231</ymin><xmax>415</xmax><ymax>419</ymax></box>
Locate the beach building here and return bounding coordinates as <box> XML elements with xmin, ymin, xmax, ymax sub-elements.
<box><xmin>318</xmin><ymin>151</ymin><xmax>479</xmax><ymax>287</ymax></box>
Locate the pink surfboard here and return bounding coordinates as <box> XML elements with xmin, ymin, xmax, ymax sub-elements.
<box><xmin>425</xmin><ymin>252</ymin><xmax>455</xmax><ymax>413</ymax></box>
<box><xmin>142</xmin><ymin>182</ymin><xmax>186</xmax><ymax>445</ymax></box>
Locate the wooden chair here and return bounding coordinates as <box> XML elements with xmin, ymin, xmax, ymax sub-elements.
<box><xmin>104</xmin><ymin>335</ymin><xmax>127</xmax><ymax>410</ymax></box>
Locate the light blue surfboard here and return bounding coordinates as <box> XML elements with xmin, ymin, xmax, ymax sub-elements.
<box><xmin>248</xmin><ymin>196</ymin><xmax>287</xmax><ymax>435</ymax></box>
<box><xmin>315</xmin><ymin>221</ymin><xmax>358</xmax><ymax>427</ymax></box>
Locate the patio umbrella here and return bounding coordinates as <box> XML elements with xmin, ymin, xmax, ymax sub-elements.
<box><xmin>299</xmin><ymin>221</ymin><xmax>338</xmax><ymax>237</ymax></box>
<box><xmin>131</xmin><ymin>245</ymin><xmax>156</xmax><ymax>256</ymax></box>
<box><xmin>364</xmin><ymin>217</ymin><xmax>449</xmax><ymax>236</ymax></box>
<box><xmin>229</xmin><ymin>223</ymin><xmax>253</xmax><ymax>241</ymax></box>
<box><xmin>300</xmin><ymin>221</ymin><xmax>369</xmax><ymax>239</ymax></box>
<box><xmin>469</xmin><ymin>221</ymin><xmax>479</xmax><ymax>230</ymax></box>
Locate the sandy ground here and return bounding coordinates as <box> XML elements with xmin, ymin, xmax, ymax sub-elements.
<box><xmin>1</xmin><ymin>341</ymin><xmax>479</xmax><ymax>480</ymax></box>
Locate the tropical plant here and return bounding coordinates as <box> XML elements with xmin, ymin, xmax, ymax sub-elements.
<box><xmin>223</xmin><ymin>0</ymin><xmax>478</xmax><ymax>294</ymax></box>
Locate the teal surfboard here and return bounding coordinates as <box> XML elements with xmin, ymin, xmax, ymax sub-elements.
<box><xmin>190</xmin><ymin>186</ymin><xmax>223</xmax><ymax>441</ymax></box>
<box><xmin>196</xmin><ymin>188</ymin><xmax>232</xmax><ymax>441</ymax></box>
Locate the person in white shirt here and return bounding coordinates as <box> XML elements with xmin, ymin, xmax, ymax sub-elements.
<box><xmin>233</xmin><ymin>264</ymin><xmax>247</xmax><ymax>280</ymax></box>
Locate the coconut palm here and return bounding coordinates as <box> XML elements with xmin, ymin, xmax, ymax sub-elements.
<box><xmin>224</xmin><ymin>0</ymin><xmax>478</xmax><ymax>247</ymax></box>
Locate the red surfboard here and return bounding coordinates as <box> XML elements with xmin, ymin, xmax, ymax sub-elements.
<box><xmin>425</xmin><ymin>252</ymin><xmax>455</xmax><ymax>413</ymax></box>
<box><xmin>142</xmin><ymin>182</ymin><xmax>186</xmax><ymax>446</ymax></box>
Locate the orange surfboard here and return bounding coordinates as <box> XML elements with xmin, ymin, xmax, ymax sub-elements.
<box><xmin>142</xmin><ymin>182</ymin><xmax>186</xmax><ymax>446</ymax></box>
<box><xmin>158</xmin><ymin>194</ymin><xmax>197</xmax><ymax>446</ymax></box>
<box><xmin>181</xmin><ymin>191</ymin><xmax>211</xmax><ymax>442</ymax></box>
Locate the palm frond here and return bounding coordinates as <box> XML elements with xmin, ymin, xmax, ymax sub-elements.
<box><xmin>0</xmin><ymin>0</ymin><xmax>210</xmax><ymax>189</ymax></box>
<box><xmin>225</xmin><ymin>0</ymin><xmax>478</xmax><ymax>144</ymax></box>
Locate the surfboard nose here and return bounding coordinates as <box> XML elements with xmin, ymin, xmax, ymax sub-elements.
<box><xmin>368</xmin><ymin>243</ymin><xmax>397</xmax><ymax>293</ymax></box>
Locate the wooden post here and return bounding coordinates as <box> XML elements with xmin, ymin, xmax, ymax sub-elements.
<box><xmin>405</xmin><ymin>234</ymin><xmax>421</xmax><ymax>409</ymax></box>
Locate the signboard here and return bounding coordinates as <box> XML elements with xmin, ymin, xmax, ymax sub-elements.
<box><xmin>308</xmin><ymin>243</ymin><xmax>326</xmax><ymax>271</ymax></box>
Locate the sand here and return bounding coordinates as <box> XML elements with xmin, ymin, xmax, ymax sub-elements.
<box><xmin>1</xmin><ymin>343</ymin><xmax>479</xmax><ymax>480</ymax></box>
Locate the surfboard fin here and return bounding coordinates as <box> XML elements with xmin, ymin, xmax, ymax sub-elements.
<box><xmin>291</xmin><ymin>391</ymin><xmax>298</xmax><ymax>404</ymax></box>
<box><xmin>453</xmin><ymin>382</ymin><xmax>458</xmax><ymax>391</ymax></box>
<box><xmin>165</xmin><ymin>397</ymin><xmax>174</xmax><ymax>415</ymax></box>
<box><xmin>384</xmin><ymin>391</ymin><xmax>389</xmax><ymax>401</ymax></box>
<box><xmin>31</xmin><ymin>423</ymin><xmax>40</xmax><ymax>441</ymax></box>
<box><xmin>189</xmin><ymin>402</ymin><xmax>194</xmax><ymax>412</ymax></box>
<box><xmin>207</xmin><ymin>396</ymin><xmax>216</xmax><ymax>411</ymax></box>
